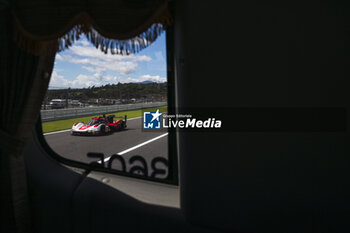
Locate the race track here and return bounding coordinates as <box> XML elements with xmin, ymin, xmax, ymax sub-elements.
<box><xmin>44</xmin><ymin>117</ymin><xmax>169</xmax><ymax>178</ymax></box>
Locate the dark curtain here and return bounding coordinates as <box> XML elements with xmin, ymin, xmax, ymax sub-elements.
<box><xmin>12</xmin><ymin>0</ymin><xmax>171</xmax><ymax>56</ymax></box>
<box><xmin>0</xmin><ymin>0</ymin><xmax>171</xmax><ymax>232</ymax></box>
<box><xmin>0</xmin><ymin>4</ymin><xmax>55</xmax><ymax>233</ymax></box>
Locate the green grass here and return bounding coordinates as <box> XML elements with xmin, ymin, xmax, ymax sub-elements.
<box><xmin>42</xmin><ymin>106</ymin><xmax>167</xmax><ymax>133</ymax></box>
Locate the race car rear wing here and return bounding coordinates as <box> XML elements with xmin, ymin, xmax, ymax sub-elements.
<box><xmin>115</xmin><ymin>115</ymin><xmax>127</xmax><ymax>124</ymax></box>
<box><xmin>100</xmin><ymin>113</ymin><xmax>127</xmax><ymax>124</ymax></box>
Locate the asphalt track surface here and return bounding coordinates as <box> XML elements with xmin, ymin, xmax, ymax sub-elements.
<box><xmin>44</xmin><ymin>117</ymin><xmax>169</xmax><ymax>178</ymax></box>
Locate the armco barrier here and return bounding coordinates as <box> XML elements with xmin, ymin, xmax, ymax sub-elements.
<box><xmin>40</xmin><ymin>102</ymin><xmax>167</xmax><ymax>122</ymax></box>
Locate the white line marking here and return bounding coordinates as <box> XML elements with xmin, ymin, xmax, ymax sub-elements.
<box><xmin>43</xmin><ymin>116</ymin><xmax>142</xmax><ymax>136</ymax></box>
<box><xmin>128</xmin><ymin>116</ymin><xmax>142</xmax><ymax>120</ymax></box>
<box><xmin>44</xmin><ymin>129</ymin><xmax>71</xmax><ymax>135</ymax></box>
<box><xmin>103</xmin><ymin>132</ymin><xmax>168</xmax><ymax>162</ymax></box>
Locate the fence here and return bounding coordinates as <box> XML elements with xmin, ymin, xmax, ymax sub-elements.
<box><xmin>40</xmin><ymin>102</ymin><xmax>167</xmax><ymax>122</ymax></box>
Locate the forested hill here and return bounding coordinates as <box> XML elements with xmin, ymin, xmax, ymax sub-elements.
<box><xmin>46</xmin><ymin>82</ymin><xmax>167</xmax><ymax>101</ymax></box>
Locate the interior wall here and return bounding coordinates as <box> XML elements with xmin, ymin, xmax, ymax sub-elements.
<box><xmin>176</xmin><ymin>1</ymin><xmax>350</xmax><ymax>232</ymax></box>
<box><xmin>22</xmin><ymin>1</ymin><xmax>350</xmax><ymax>232</ymax></box>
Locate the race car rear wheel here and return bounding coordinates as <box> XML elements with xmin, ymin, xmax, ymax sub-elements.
<box><xmin>100</xmin><ymin>125</ymin><xmax>106</xmax><ymax>135</ymax></box>
<box><xmin>110</xmin><ymin>125</ymin><xmax>115</xmax><ymax>132</ymax></box>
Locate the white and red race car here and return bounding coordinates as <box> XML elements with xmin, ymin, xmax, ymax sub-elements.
<box><xmin>71</xmin><ymin>115</ymin><xmax>127</xmax><ymax>136</ymax></box>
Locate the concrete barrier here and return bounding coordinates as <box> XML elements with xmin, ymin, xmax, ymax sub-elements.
<box><xmin>40</xmin><ymin>102</ymin><xmax>167</xmax><ymax>122</ymax></box>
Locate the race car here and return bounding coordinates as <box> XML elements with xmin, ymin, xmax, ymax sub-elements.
<box><xmin>71</xmin><ymin>114</ymin><xmax>127</xmax><ymax>136</ymax></box>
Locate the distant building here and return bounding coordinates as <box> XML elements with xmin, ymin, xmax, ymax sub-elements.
<box><xmin>69</xmin><ymin>99</ymin><xmax>83</xmax><ymax>107</ymax></box>
<box><xmin>49</xmin><ymin>99</ymin><xmax>66</xmax><ymax>109</ymax></box>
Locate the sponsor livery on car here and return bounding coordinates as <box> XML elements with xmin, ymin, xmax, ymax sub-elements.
<box><xmin>71</xmin><ymin>114</ymin><xmax>127</xmax><ymax>136</ymax></box>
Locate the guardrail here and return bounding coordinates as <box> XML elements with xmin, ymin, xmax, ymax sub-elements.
<box><xmin>40</xmin><ymin>102</ymin><xmax>167</xmax><ymax>122</ymax></box>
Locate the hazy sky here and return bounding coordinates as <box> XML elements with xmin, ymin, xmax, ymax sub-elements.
<box><xmin>49</xmin><ymin>32</ymin><xmax>167</xmax><ymax>89</ymax></box>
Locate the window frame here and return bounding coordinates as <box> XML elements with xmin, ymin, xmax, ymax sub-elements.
<box><xmin>36</xmin><ymin>24</ymin><xmax>179</xmax><ymax>186</ymax></box>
